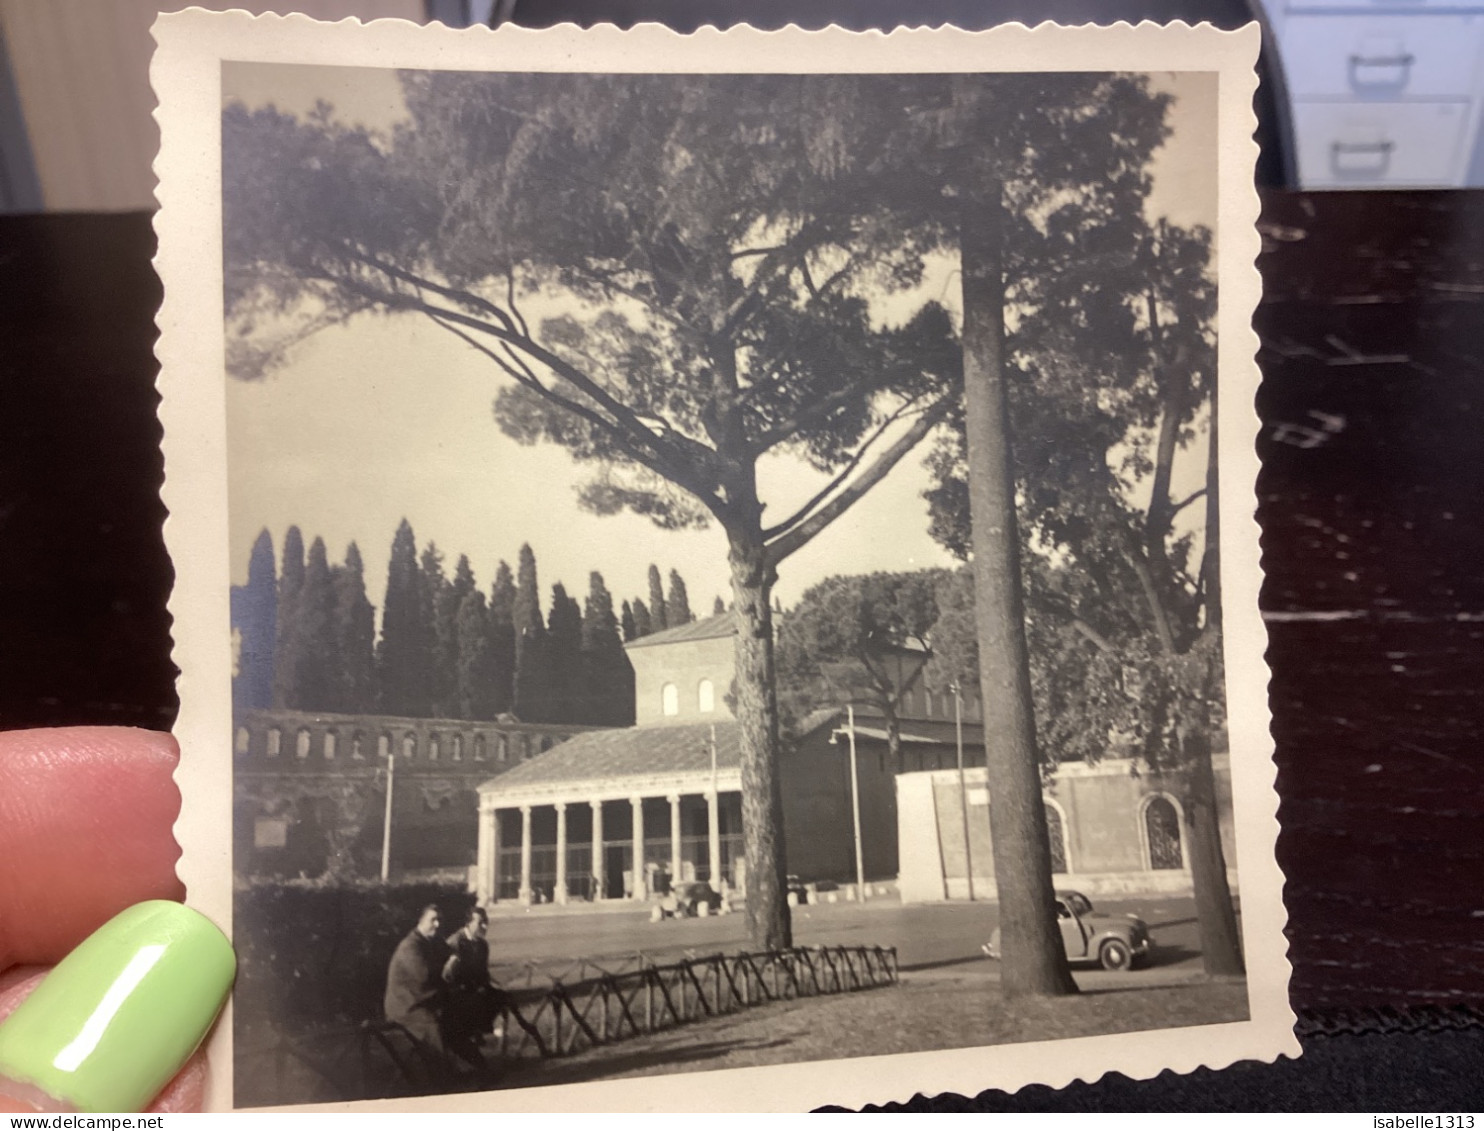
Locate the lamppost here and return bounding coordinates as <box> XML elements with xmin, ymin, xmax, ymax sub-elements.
<box><xmin>830</xmin><ymin>705</ymin><xmax>867</xmax><ymax>903</ymax></box>
<box><xmin>379</xmin><ymin>746</ymin><xmax>396</xmax><ymax>883</ymax></box>
<box><xmin>951</xmin><ymin>681</ymin><xmax>976</xmax><ymax>901</ymax></box>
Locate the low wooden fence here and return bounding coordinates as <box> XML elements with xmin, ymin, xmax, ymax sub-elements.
<box><xmin>490</xmin><ymin>944</ymin><xmax>899</xmax><ymax>1060</ymax></box>
<box><xmin>236</xmin><ymin>945</ymin><xmax>898</xmax><ymax>1104</ymax></box>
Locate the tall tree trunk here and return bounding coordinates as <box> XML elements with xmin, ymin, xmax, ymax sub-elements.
<box><xmin>960</xmin><ymin>183</ymin><xmax>1078</xmax><ymax>998</ymax></box>
<box><xmin>729</xmin><ymin>519</ymin><xmax>792</xmax><ymax>951</ymax></box>
<box><xmin>1185</xmin><ymin>384</ymin><xmax>1245</xmax><ymax>976</ymax></box>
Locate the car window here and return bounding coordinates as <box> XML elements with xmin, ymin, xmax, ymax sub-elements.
<box><xmin>1055</xmin><ymin>901</ymin><xmax>1070</xmax><ymax>919</ymax></box>
<box><xmin>1067</xmin><ymin>893</ymin><xmax>1093</xmax><ymax>916</ymax></box>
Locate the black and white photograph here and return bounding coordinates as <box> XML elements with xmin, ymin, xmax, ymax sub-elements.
<box><xmin>153</xmin><ymin>13</ymin><xmax>1292</xmax><ymax>1112</ymax></box>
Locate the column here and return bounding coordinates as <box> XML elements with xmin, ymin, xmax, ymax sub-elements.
<box><xmin>519</xmin><ymin>804</ymin><xmax>533</xmax><ymax>904</ymax></box>
<box><xmin>590</xmin><ymin>800</ymin><xmax>605</xmax><ymax>900</ymax></box>
<box><xmin>554</xmin><ymin>801</ymin><xmax>568</xmax><ymax>905</ymax></box>
<box><xmin>706</xmin><ymin>791</ymin><xmax>721</xmax><ymax>889</ymax></box>
<box><xmin>475</xmin><ymin>797</ymin><xmax>498</xmax><ymax>905</ymax></box>
<box><xmin>668</xmin><ymin>793</ymin><xmax>683</xmax><ymax>883</ymax></box>
<box><xmin>630</xmin><ymin>796</ymin><xmax>646</xmax><ymax>900</ymax></box>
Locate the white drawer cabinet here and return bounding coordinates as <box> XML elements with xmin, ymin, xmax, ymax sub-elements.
<box><xmin>1271</xmin><ymin>3</ymin><xmax>1484</xmax><ymax>187</ymax></box>
<box><xmin>1282</xmin><ymin>14</ymin><xmax>1484</xmax><ymax>99</ymax></box>
<box><xmin>1294</xmin><ymin>100</ymin><xmax>1472</xmax><ymax>185</ymax></box>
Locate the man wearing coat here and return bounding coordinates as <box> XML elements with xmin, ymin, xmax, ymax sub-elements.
<box><xmin>383</xmin><ymin>903</ymin><xmax>450</xmax><ymax>1072</ymax></box>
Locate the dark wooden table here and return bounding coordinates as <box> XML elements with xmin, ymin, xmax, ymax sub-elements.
<box><xmin>2</xmin><ymin>193</ymin><xmax>1481</xmax><ymax>1108</ymax></box>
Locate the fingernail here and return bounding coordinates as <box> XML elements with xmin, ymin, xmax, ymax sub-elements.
<box><xmin>0</xmin><ymin>901</ymin><xmax>234</xmax><ymax>1113</ymax></box>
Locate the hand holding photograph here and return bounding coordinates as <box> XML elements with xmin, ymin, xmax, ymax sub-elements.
<box><xmin>152</xmin><ymin>11</ymin><xmax>1294</xmax><ymax>1111</ymax></box>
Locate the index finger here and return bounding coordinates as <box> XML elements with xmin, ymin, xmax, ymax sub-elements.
<box><xmin>0</xmin><ymin>727</ymin><xmax>186</xmax><ymax>970</ymax></box>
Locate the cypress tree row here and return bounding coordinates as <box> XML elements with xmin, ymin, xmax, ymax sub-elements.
<box><xmin>242</xmin><ymin>526</ymin><xmax>692</xmax><ymax>725</ymax></box>
<box><xmin>632</xmin><ymin>598</ymin><xmax>653</xmax><ymax>639</ymax></box>
<box><xmin>296</xmin><ymin>537</ymin><xmax>337</xmax><ymax>711</ymax></box>
<box><xmin>489</xmin><ymin>561</ymin><xmax>517</xmax><ymax>715</ymax></box>
<box><xmin>546</xmin><ymin>582</ymin><xmax>585</xmax><ymax>723</ymax></box>
<box><xmin>379</xmin><ymin>519</ymin><xmax>430</xmax><ymax>717</ymax></box>
<box><xmin>647</xmin><ymin>564</ymin><xmax>669</xmax><ymax>632</ymax></box>
<box><xmin>667</xmin><ymin>568</ymin><xmax>693</xmax><ymax>626</ymax></box>
<box><xmin>334</xmin><ymin>542</ymin><xmax>377</xmax><ymax>713</ymax></box>
<box><xmin>512</xmin><ymin>543</ymin><xmax>550</xmax><ymax>722</ymax></box>
<box><xmin>234</xmin><ymin>528</ymin><xmax>278</xmax><ymax>709</ymax></box>
<box><xmin>272</xmin><ymin>526</ymin><xmax>306</xmax><ymax>709</ymax></box>
<box><xmin>456</xmin><ymin>588</ymin><xmax>499</xmax><ymax>720</ymax></box>
<box><xmin>583</xmin><ymin>572</ymin><xmax>636</xmax><ymax>726</ymax></box>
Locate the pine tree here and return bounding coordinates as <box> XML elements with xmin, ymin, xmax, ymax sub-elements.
<box><xmin>272</xmin><ymin>526</ymin><xmax>306</xmax><ymax>709</ymax></box>
<box><xmin>456</xmin><ymin>588</ymin><xmax>499</xmax><ymax>720</ymax></box>
<box><xmin>512</xmin><ymin>543</ymin><xmax>549</xmax><ymax>722</ymax></box>
<box><xmin>583</xmin><ymin>571</ymin><xmax>636</xmax><ymax>725</ymax></box>
<box><xmin>546</xmin><ymin>581</ymin><xmax>585</xmax><ymax>723</ymax></box>
<box><xmin>378</xmin><ymin>519</ymin><xmax>430</xmax><ymax>716</ymax></box>
<box><xmin>713</xmin><ymin>595</ymin><xmax>727</xmax><ymax>616</ymax></box>
<box><xmin>296</xmin><ymin>537</ymin><xmax>337</xmax><ymax>710</ymax></box>
<box><xmin>334</xmin><ymin>542</ymin><xmax>377</xmax><ymax>713</ymax></box>
<box><xmin>667</xmin><ymin>568</ymin><xmax>693</xmax><ymax>626</ymax></box>
<box><xmin>632</xmin><ymin>598</ymin><xmax>653</xmax><ymax>639</ymax></box>
<box><xmin>234</xmin><ymin>528</ymin><xmax>277</xmax><ymax>709</ymax></box>
<box><xmin>647</xmin><ymin>564</ymin><xmax>669</xmax><ymax>632</ymax></box>
<box><xmin>488</xmin><ymin>560</ymin><xmax>517</xmax><ymax>714</ymax></box>
<box><xmin>620</xmin><ymin>599</ymin><xmax>637</xmax><ymax>643</ymax></box>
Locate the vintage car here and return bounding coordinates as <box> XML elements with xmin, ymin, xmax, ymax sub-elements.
<box><xmin>982</xmin><ymin>890</ymin><xmax>1152</xmax><ymax>971</ymax></box>
<box><xmin>656</xmin><ymin>880</ymin><xmax>724</xmax><ymax>919</ymax></box>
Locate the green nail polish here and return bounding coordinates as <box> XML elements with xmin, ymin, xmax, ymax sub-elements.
<box><xmin>0</xmin><ymin>901</ymin><xmax>234</xmax><ymax>1113</ymax></box>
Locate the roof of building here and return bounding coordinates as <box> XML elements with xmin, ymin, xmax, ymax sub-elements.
<box><xmin>624</xmin><ymin>611</ymin><xmax>735</xmax><ymax>650</ymax></box>
<box><xmin>480</xmin><ymin>720</ymin><xmax>743</xmax><ymax>790</ymax></box>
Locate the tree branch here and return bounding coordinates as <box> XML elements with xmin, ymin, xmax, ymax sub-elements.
<box><xmin>766</xmin><ymin>394</ymin><xmax>955</xmax><ymax>567</ymax></box>
<box><xmin>762</xmin><ymin>396</ymin><xmax>923</xmax><ymax>542</ymax></box>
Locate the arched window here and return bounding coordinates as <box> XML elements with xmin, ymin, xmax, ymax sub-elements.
<box><xmin>266</xmin><ymin>728</ymin><xmax>282</xmax><ymax>757</ymax></box>
<box><xmin>377</xmin><ymin>733</ymin><xmax>391</xmax><ymax>760</ymax></box>
<box><xmin>661</xmin><ymin>683</ymin><xmax>679</xmax><ymax>716</ymax></box>
<box><xmin>234</xmin><ymin>727</ymin><xmax>251</xmax><ymax>756</ymax></box>
<box><xmin>323</xmin><ymin>731</ymin><xmax>336</xmax><ymax>760</ymax></box>
<box><xmin>295</xmin><ymin>728</ymin><xmax>312</xmax><ymax>759</ymax></box>
<box><xmin>698</xmin><ymin>679</ymin><xmax>715</xmax><ymax>713</ymax></box>
<box><xmin>521</xmin><ymin>735</ymin><xmax>533</xmax><ymax>760</ymax></box>
<box><xmin>1043</xmin><ymin>799</ymin><xmax>1070</xmax><ymax>874</ymax></box>
<box><xmin>473</xmin><ymin>734</ymin><xmax>487</xmax><ymax>762</ymax></box>
<box><xmin>428</xmin><ymin>734</ymin><xmax>440</xmax><ymax>761</ymax></box>
<box><xmin>497</xmin><ymin>735</ymin><xmax>508</xmax><ymax>763</ymax></box>
<box><xmin>924</xmin><ymin>688</ymin><xmax>936</xmax><ymax>718</ymax></box>
<box><xmin>1143</xmin><ymin>795</ymin><xmax>1184</xmax><ymax>870</ymax></box>
<box><xmin>402</xmin><ymin>732</ymin><xmax>416</xmax><ymax>760</ymax></box>
<box><xmin>451</xmin><ymin>734</ymin><xmax>463</xmax><ymax>762</ymax></box>
<box><xmin>351</xmin><ymin>732</ymin><xmax>365</xmax><ymax>760</ymax></box>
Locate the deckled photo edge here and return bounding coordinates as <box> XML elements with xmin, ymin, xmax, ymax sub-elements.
<box><xmin>152</xmin><ymin>11</ymin><xmax>1294</xmax><ymax>1115</ymax></box>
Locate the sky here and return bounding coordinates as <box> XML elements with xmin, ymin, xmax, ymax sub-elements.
<box><xmin>222</xmin><ymin>64</ymin><xmax>1217</xmax><ymax>619</ymax></box>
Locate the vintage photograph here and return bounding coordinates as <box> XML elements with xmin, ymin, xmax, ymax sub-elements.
<box><xmin>154</xmin><ymin>14</ymin><xmax>1292</xmax><ymax>1113</ymax></box>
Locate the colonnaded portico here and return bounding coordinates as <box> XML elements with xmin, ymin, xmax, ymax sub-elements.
<box><xmin>475</xmin><ymin>721</ymin><xmax>747</xmax><ymax>906</ymax></box>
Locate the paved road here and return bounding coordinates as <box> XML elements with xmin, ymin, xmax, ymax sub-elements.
<box><xmin>486</xmin><ymin>893</ymin><xmax>1226</xmax><ymax>991</ymax></box>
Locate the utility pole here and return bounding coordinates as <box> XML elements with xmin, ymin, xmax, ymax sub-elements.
<box><xmin>845</xmin><ymin>705</ymin><xmax>866</xmax><ymax>903</ymax></box>
<box><xmin>953</xmin><ymin>681</ymin><xmax>976</xmax><ymax>901</ymax></box>
<box><xmin>380</xmin><ymin>748</ymin><xmax>396</xmax><ymax>883</ymax></box>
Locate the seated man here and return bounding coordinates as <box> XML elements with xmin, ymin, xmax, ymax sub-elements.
<box><xmin>383</xmin><ymin>904</ymin><xmax>451</xmax><ymax>1078</ymax></box>
<box><xmin>442</xmin><ymin>906</ymin><xmax>498</xmax><ymax>1070</ymax></box>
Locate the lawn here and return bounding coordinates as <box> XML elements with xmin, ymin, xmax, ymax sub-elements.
<box><xmin>497</xmin><ymin>974</ymin><xmax>1251</xmax><ymax>1090</ymax></box>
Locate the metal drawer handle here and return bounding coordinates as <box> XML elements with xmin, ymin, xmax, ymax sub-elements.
<box><xmin>1348</xmin><ymin>52</ymin><xmax>1416</xmax><ymax>91</ymax></box>
<box><xmin>1331</xmin><ymin>139</ymin><xmax>1394</xmax><ymax>176</ymax></box>
<box><xmin>1349</xmin><ymin>53</ymin><xmax>1415</xmax><ymax>68</ymax></box>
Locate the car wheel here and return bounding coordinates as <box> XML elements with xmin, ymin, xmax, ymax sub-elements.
<box><xmin>1099</xmin><ymin>938</ymin><xmax>1133</xmax><ymax>972</ymax></box>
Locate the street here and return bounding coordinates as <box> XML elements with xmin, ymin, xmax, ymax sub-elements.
<box><xmin>486</xmin><ymin>892</ymin><xmax>1230</xmax><ymax>992</ymax></box>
